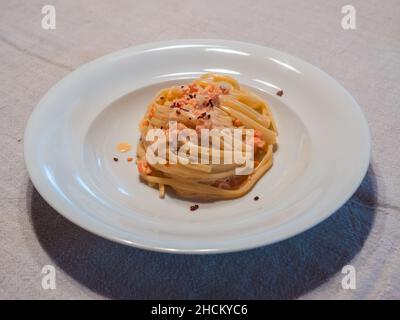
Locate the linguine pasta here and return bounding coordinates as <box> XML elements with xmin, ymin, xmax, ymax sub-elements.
<box><xmin>136</xmin><ymin>74</ymin><xmax>278</xmax><ymax>200</ymax></box>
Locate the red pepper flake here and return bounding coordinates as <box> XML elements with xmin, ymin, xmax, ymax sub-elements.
<box><xmin>197</xmin><ymin>112</ymin><xmax>207</xmax><ymax>119</ymax></box>
<box><xmin>171</xmin><ymin>102</ymin><xmax>180</xmax><ymax>108</ymax></box>
<box><xmin>180</xmin><ymin>85</ymin><xmax>184</xmax><ymax>88</ymax></box>
<box><xmin>127</xmin><ymin>157</ymin><xmax>133</xmax><ymax>162</ymax></box>
<box><xmin>207</xmin><ymin>114</ymin><xmax>211</xmax><ymax>119</ymax></box>
<box><xmin>206</xmin><ymin>99</ymin><xmax>214</xmax><ymax>107</ymax></box>
<box><xmin>254</xmin><ymin>196</ymin><xmax>259</xmax><ymax>201</ymax></box>
<box><xmin>189</xmin><ymin>117</ymin><xmax>192</xmax><ymax>120</ymax></box>
<box><xmin>176</xmin><ymin>109</ymin><xmax>181</xmax><ymax>115</ymax></box>
<box><xmin>276</xmin><ymin>90</ymin><xmax>284</xmax><ymax>97</ymax></box>
<box><xmin>160</xmin><ymin>97</ymin><xmax>164</xmax><ymax>100</ymax></box>
<box><xmin>190</xmin><ymin>204</ymin><xmax>199</xmax><ymax>211</ymax></box>
<box><xmin>113</xmin><ymin>157</ymin><xmax>119</xmax><ymax>162</ymax></box>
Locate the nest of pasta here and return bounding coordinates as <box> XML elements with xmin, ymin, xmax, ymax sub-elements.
<box><xmin>136</xmin><ymin>73</ymin><xmax>277</xmax><ymax>200</ymax></box>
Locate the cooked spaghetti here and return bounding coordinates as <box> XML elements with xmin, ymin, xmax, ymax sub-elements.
<box><xmin>136</xmin><ymin>74</ymin><xmax>278</xmax><ymax>199</ymax></box>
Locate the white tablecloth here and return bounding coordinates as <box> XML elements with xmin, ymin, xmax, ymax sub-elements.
<box><xmin>1</xmin><ymin>0</ymin><xmax>399</xmax><ymax>299</ymax></box>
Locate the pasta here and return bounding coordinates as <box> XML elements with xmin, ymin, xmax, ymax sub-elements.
<box><xmin>136</xmin><ymin>73</ymin><xmax>278</xmax><ymax>200</ymax></box>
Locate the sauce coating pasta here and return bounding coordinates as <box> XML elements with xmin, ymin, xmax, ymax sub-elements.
<box><xmin>136</xmin><ymin>74</ymin><xmax>278</xmax><ymax>200</ymax></box>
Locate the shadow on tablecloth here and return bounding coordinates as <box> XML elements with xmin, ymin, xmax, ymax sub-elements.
<box><xmin>27</xmin><ymin>166</ymin><xmax>377</xmax><ymax>299</ymax></box>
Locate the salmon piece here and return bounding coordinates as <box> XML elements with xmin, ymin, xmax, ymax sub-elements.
<box><xmin>215</xmin><ymin>176</ymin><xmax>246</xmax><ymax>189</ymax></box>
<box><xmin>254</xmin><ymin>129</ymin><xmax>265</xmax><ymax>149</ymax></box>
<box><xmin>188</xmin><ymin>83</ymin><xmax>199</xmax><ymax>93</ymax></box>
<box><xmin>204</xmin><ymin>84</ymin><xmax>222</xmax><ymax>95</ymax></box>
<box><xmin>148</xmin><ymin>105</ymin><xmax>156</xmax><ymax>118</ymax></box>
<box><xmin>137</xmin><ymin>159</ymin><xmax>152</xmax><ymax>175</ymax></box>
<box><xmin>195</xmin><ymin>118</ymin><xmax>212</xmax><ymax>134</ymax></box>
<box><xmin>254</xmin><ymin>129</ymin><xmax>263</xmax><ymax>138</ymax></box>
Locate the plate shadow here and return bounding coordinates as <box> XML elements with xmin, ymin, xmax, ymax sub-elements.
<box><xmin>27</xmin><ymin>166</ymin><xmax>377</xmax><ymax>299</ymax></box>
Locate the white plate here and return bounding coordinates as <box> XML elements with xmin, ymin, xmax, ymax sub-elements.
<box><xmin>24</xmin><ymin>40</ymin><xmax>371</xmax><ymax>254</ymax></box>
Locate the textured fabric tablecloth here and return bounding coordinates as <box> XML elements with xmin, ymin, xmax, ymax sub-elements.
<box><xmin>1</xmin><ymin>0</ymin><xmax>399</xmax><ymax>299</ymax></box>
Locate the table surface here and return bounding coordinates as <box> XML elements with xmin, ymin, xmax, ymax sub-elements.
<box><xmin>1</xmin><ymin>0</ymin><xmax>399</xmax><ymax>299</ymax></box>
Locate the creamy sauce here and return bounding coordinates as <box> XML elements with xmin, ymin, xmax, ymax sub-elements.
<box><xmin>117</xmin><ymin>142</ymin><xmax>132</xmax><ymax>153</ymax></box>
